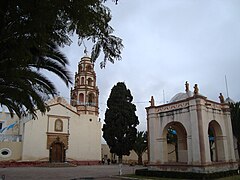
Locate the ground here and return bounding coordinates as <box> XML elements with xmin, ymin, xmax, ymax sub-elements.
<box><xmin>0</xmin><ymin>164</ymin><xmax>141</xmax><ymax>180</ymax></box>
<box><xmin>1</xmin><ymin>165</ymin><xmax>240</xmax><ymax>180</ymax></box>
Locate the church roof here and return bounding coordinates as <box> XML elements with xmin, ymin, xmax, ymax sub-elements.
<box><xmin>46</xmin><ymin>96</ymin><xmax>79</xmax><ymax>115</ymax></box>
<box><xmin>225</xmin><ymin>97</ymin><xmax>235</xmax><ymax>104</ymax></box>
<box><xmin>170</xmin><ymin>91</ymin><xmax>193</xmax><ymax>103</ymax></box>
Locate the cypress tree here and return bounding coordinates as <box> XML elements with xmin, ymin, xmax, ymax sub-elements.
<box><xmin>102</xmin><ymin>82</ymin><xmax>139</xmax><ymax>163</ymax></box>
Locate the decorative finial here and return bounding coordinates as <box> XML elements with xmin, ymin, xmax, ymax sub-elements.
<box><xmin>194</xmin><ymin>84</ymin><xmax>199</xmax><ymax>95</ymax></box>
<box><xmin>219</xmin><ymin>93</ymin><xmax>225</xmax><ymax>103</ymax></box>
<box><xmin>185</xmin><ymin>81</ymin><xmax>189</xmax><ymax>92</ymax></box>
<box><xmin>149</xmin><ymin>96</ymin><xmax>155</xmax><ymax>106</ymax></box>
<box><xmin>84</xmin><ymin>48</ymin><xmax>88</xmax><ymax>56</ymax></box>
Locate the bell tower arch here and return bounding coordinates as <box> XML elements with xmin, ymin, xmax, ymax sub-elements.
<box><xmin>70</xmin><ymin>55</ymin><xmax>99</xmax><ymax>116</ymax></box>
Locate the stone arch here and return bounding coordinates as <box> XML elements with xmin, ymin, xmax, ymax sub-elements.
<box><xmin>162</xmin><ymin>121</ymin><xmax>188</xmax><ymax>163</ymax></box>
<box><xmin>88</xmin><ymin>93</ymin><xmax>95</xmax><ymax>106</ymax></box>
<box><xmin>81</xmin><ymin>77</ymin><xmax>84</xmax><ymax>85</ymax></box>
<box><xmin>79</xmin><ymin>93</ymin><xmax>84</xmax><ymax>104</ymax></box>
<box><xmin>208</xmin><ymin>120</ymin><xmax>225</xmax><ymax>162</ymax></box>
<box><xmin>49</xmin><ymin>137</ymin><xmax>65</xmax><ymax>163</ymax></box>
<box><xmin>79</xmin><ymin>65</ymin><xmax>83</xmax><ymax>72</ymax></box>
<box><xmin>88</xmin><ymin>78</ymin><xmax>93</xmax><ymax>86</ymax></box>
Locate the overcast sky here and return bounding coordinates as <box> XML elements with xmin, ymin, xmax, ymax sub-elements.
<box><xmin>57</xmin><ymin>0</ymin><xmax>240</xmax><ymax>131</ymax></box>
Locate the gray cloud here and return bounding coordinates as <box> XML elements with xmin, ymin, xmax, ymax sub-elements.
<box><xmin>57</xmin><ymin>0</ymin><xmax>240</xmax><ymax>131</ymax></box>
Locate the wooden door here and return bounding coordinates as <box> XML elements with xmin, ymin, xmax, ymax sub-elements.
<box><xmin>51</xmin><ymin>143</ymin><xmax>63</xmax><ymax>162</ymax></box>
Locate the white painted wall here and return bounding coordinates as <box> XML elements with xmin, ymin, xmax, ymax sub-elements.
<box><xmin>22</xmin><ymin>99</ymin><xmax>101</xmax><ymax>162</ymax></box>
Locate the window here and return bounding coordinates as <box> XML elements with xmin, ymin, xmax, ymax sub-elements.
<box><xmin>55</xmin><ymin>119</ymin><xmax>63</xmax><ymax>132</ymax></box>
<box><xmin>86</xmin><ymin>65</ymin><xmax>92</xmax><ymax>72</ymax></box>
<box><xmin>88</xmin><ymin>78</ymin><xmax>92</xmax><ymax>86</ymax></box>
<box><xmin>88</xmin><ymin>93</ymin><xmax>95</xmax><ymax>106</ymax></box>
<box><xmin>0</xmin><ymin>148</ymin><xmax>11</xmax><ymax>158</ymax></box>
<box><xmin>0</xmin><ymin>122</ymin><xmax>2</xmax><ymax>130</ymax></box>
<box><xmin>81</xmin><ymin>77</ymin><xmax>84</xmax><ymax>85</ymax></box>
<box><xmin>79</xmin><ymin>93</ymin><xmax>84</xmax><ymax>104</ymax></box>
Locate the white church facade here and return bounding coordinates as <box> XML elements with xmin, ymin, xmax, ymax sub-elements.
<box><xmin>0</xmin><ymin>55</ymin><xmax>101</xmax><ymax>164</ymax></box>
<box><xmin>146</xmin><ymin>82</ymin><xmax>238</xmax><ymax>173</ymax></box>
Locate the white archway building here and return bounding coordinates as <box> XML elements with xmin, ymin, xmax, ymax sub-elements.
<box><xmin>146</xmin><ymin>82</ymin><xmax>238</xmax><ymax>173</ymax></box>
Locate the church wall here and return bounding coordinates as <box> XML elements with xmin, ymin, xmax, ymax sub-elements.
<box><xmin>0</xmin><ymin>112</ymin><xmax>22</xmax><ymax>136</ymax></box>
<box><xmin>101</xmin><ymin>144</ymin><xmax>148</xmax><ymax>164</ymax></box>
<box><xmin>21</xmin><ymin>100</ymin><xmax>102</xmax><ymax>162</ymax></box>
<box><xmin>22</xmin><ymin>111</ymin><xmax>49</xmax><ymax>161</ymax></box>
<box><xmin>67</xmin><ymin>114</ymin><xmax>101</xmax><ymax>161</ymax></box>
<box><xmin>0</xmin><ymin>142</ymin><xmax>22</xmax><ymax>161</ymax></box>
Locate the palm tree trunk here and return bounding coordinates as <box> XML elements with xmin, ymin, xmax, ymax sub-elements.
<box><xmin>138</xmin><ymin>154</ymin><xmax>143</xmax><ymax>165</ymax></box>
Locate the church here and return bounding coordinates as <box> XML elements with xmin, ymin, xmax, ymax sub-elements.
<box><xmin>0</xmin><ymin>55</ymin><xmax>101</xmax><ymax>164</ymax></box>
<box><xmin>146</xmin><ymin>81</ymin><xmax>238</xmax><ymax>174</ymax></box>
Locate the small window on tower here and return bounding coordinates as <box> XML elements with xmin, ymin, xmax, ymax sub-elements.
<box><xmin>86</xmin><ymin>65</ymin><xmax>92</xmax><ymax>72</ymax></box>
<box><xmin>81</xmin><ymin>77</ymin><xmax>84</xmax><ymax>85</ymax></box>
<box><xmin>79</xmin><ymin>93</ymin><xmax>84</xmax><ymax>105</ymax></box>
<box><xmin>88</xmin><ymin>93</ymin><xmax>95</xmax><ymax>106</ymax></box>
<box><xmin>88</xmin><ymin>78</ymin><xmax>92</xmax><ymax>86</ymax></box>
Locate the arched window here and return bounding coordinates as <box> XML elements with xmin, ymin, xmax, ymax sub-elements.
<box><xmin>88</xmin><ymin>78</ymin><xmax>93</xmax><ymax>86</ymax></box>
<box><xmin>88</xmin><ymin>93</ymin><xmax>95</xmax><ymax>106</ymax></box>
<box><xmin>79</xmin><ymin>93</ymin><xmax>84</xmax><ymax>105</ymax></box>
<box><xmin>86</xmin><ymin>65</ymin><xmax>92</xmax><ymax>72</ymax></box>
<box><xmin>79</xmin><ymin>65</ymin><xmax>83</xmax><ymax>72</ymax></box>
<box><xmin>55</xmin><ymin>119</ymin><xmax>63</xmax><ymax>132</ymax></box>
<box><xmin>81</xmin><ymin>77</ymin><xmax>84</xmax><ymax>85</ymax></box>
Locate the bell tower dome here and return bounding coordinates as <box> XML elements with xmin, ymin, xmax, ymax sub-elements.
<box><xmin>70</xmin><ymin>55</ymin><xmax>99</xmax><ymax>116</ymax></box>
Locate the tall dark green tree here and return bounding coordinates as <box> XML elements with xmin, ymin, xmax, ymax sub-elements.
<box><xmin>102</xmin><ymin>82</ymin><xmax>139</xmax><ymax>163</ymax></box>
<box><xmin>133</xmin><ymin>131</ymin><xmax>147</xmax><ymax>165</ymax></box>
<box><xmin>0</xmin><ymin>0</ymin><xmax>123</xmax><ymax>118</ymax></box>
<box><xmin>230</xmin><ymin>102</ymin><xmax>240</xmax><ymax>159</ymax></box>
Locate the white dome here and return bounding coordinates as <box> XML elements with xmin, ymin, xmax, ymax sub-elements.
<box><xmin>225</xmin><ymin>97</ymin><xmax>235</xmax><ymax>104</ymax></box>
<box><xmin>170</xmin><ymin>91</ymin><xmax>193</xmax><ymax>103</ymax></box>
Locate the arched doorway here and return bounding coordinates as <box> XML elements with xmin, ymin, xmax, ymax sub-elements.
<box><xmin>208</xmin><ymin>120</ymin><xmax>225</xmax><ymax>162</ymax></box>
<box><xmin>162</xmin><ymin>122</ymin><xmax>188</xmax><ymax>163</ymax></box>
<box><xmin>50</xmin><ymin>138</ymin><xmax>65</xmax><ymax>163</ymax></box>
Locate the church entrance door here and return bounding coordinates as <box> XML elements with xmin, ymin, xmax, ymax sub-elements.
<box><xmin>50</xmin><ymin>141</ymin><xmax>65</xmax><ymax>163</ymax></box>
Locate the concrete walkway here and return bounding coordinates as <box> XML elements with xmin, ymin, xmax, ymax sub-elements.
<box><xmin>0</xmin><ymin>165</ymin><xmax>144</xmax><ymax>180</ymax></box>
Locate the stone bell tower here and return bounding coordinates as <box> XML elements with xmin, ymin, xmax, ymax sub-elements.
<box><xmin>70</xmin><ymin>54</ymin><xmax>99</xmax><ymax>116</ymax></box>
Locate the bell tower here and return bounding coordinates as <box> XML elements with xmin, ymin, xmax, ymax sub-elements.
<box><xmin>70</xmin><ymin>54</ymin><xmax>99</xmax><ymax>116</ymax></box>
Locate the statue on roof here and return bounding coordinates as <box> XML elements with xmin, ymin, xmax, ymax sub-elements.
<box><xmin>149</xmin><ymin>96</ymin><xmax>155</xmax><ymax>106</ymax></box>
<box><xmin>185</xmin><ymin>81</ymin><xmax>189</xmax><ymax>92</ymax></box>
<box><xmin>194</xmin><ymin>84</ymin><xmax>199</xmax><ymax>95</ymax></box>
<box><xmin>219</xmin><ymin>93</ymin><xmax>225</xmax><ymax>103</ymax></box>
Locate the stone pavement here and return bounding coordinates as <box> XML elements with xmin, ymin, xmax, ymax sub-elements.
<box><xmin>0</xmin><ymin>164</ymin><xmax>144</xmax><ymax>180</ymax></box>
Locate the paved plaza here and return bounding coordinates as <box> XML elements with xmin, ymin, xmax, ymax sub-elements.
<box><xmin>0</xmin><ymin>165</ymin><xmax>143</xmax><ymax>180</ymax></box>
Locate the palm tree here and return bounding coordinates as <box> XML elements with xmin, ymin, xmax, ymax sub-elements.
<box><xmin>0</xmin><ymin>0</ymin><xmax>124</xmax><ymax>119</ymax></box>
<box><xmin>133</xmin><ymin>131</ymin><xmax>148</xmax><ymax>165</ymax></box>
<box><xmin>0</xmin><ymin>41</ymin><xmax>72</xmax><ymax>118</ymax></box>
<box><xmin>229</xmin><ymin>102</ymin><xmax>240</xmax><ymax>159</ymax></box>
